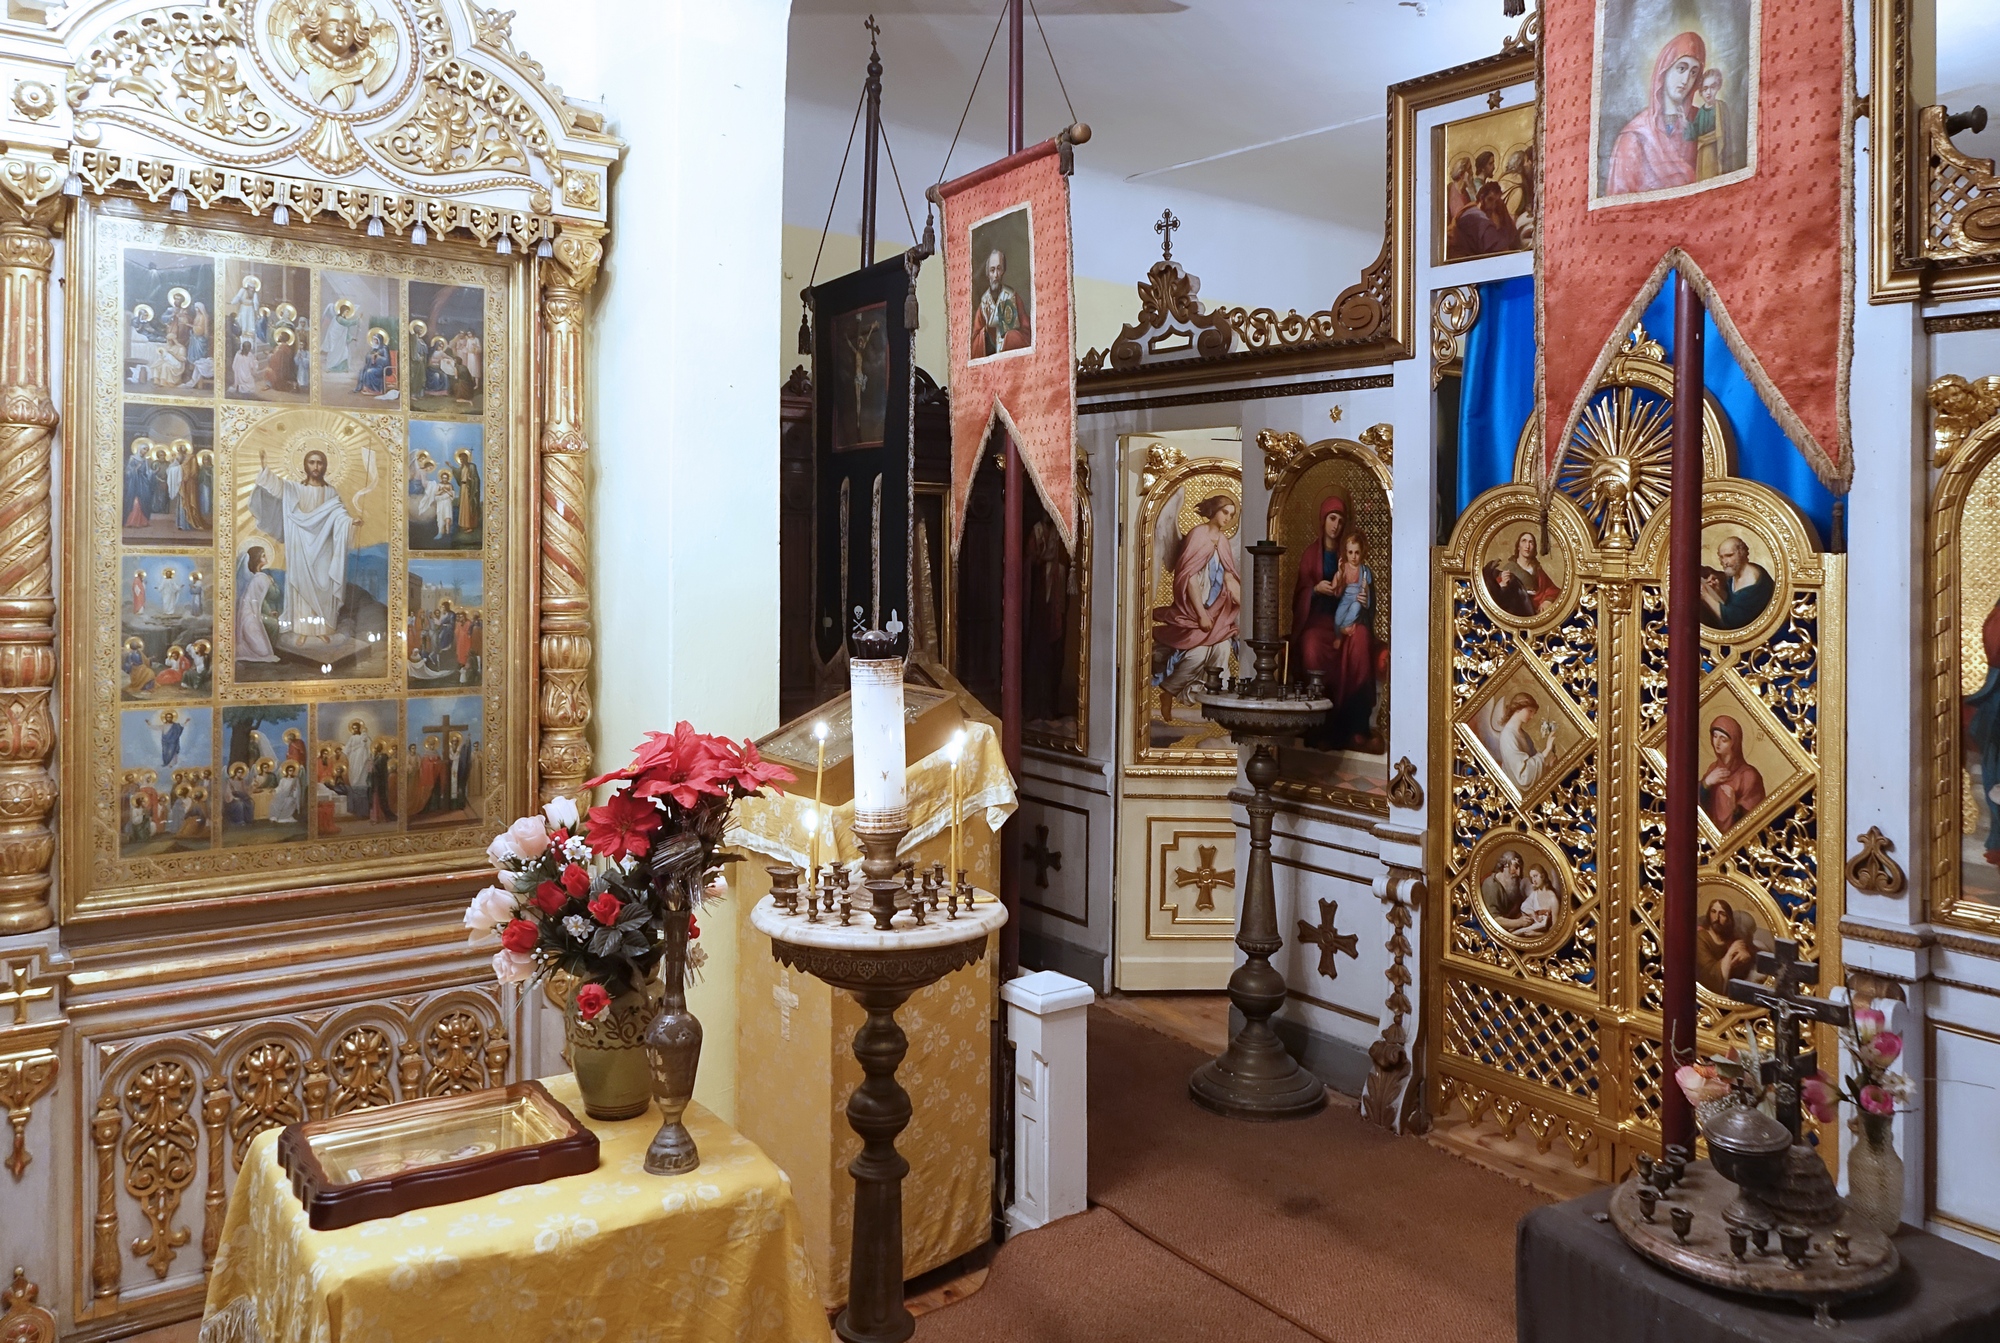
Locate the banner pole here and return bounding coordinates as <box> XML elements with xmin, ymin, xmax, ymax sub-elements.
<box><xmin>1663</xmin><ymin>269</ymin><xmax>1705</xmax><ymax>1156</ymax></box>
<box><xmin>996</xmin><ymin>0</ymin><xmax>1026</xmax><ymax>978</ymax></box>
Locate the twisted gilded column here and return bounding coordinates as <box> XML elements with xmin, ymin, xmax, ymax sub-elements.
<box><xmin>536</xmin><ymin>227</ymin><xmax>604</xmax><ymax>803</ymax></box>
<box><xmin>0</xmin><ymin>156</ymin><xmax>62</xmax><ymax>934</ymax></box>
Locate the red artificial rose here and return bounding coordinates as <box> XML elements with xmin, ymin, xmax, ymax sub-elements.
<box><xmin>586</xmin><ymin>790</ymin><xmax>662</xmax><ymax>861</ymax></box>
<box><xmin>688</xmin><ymin>914</ymin><xmax>700</xmax><ymax>940</ymax></box>
<box><xmin>549</xmin><ymin>827</ymin><xmax>570</xmax><ymax>847</ymax></box>
<box><xmin>561</xmin><ymin>863</ymin><xmax>592</xmax><ymax>899</ymax></box>
<box><xmin>532</xmin><ymin>881</ymin><xmax>566</xmax><ymax>915</ymax></box>
<box><xmin>588</xmin><ymin>890</ymin><xmax>623</xmax><ymax>926</ymax></box>
<box><xmin>500</xmin><ymin>918</ymin><xmax>539</xmax><ymax>953</ymax></box>
<box><xmin>575</xmin><ymin>983</ymin><xmax>610</xmax><ymax>1021</ymax></box>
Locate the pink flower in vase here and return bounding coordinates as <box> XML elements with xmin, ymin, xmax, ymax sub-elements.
<box><xmin>1859</xmin><ymin>1084</ymin><xmax>1896</xmax><ymax>1116</ymax></box>
<box><xmin>1801</xmin><ymin>1073</ymin><xmax>1839</xmax><ymax>1125</ymax></box>
<box><xmin>1852</xmin><ymin>1007</ymin><xmax>1886</xmax><ymax>1042</ymax></box>
<box><xmin>1860</xmin><ymin>1030</ymin><xmax>1902</xmax><ymax>1069</ymax></box>
<box><xmin>1675</xmin><ymin>1064</ymin><xmax>1732</xmax><ymax>1107</ymax></box>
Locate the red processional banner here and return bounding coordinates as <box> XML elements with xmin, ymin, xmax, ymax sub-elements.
<box><xmin>1538</xmin><ymin>0</ymin><xmax>1853</xmax><ymax>492</ymax></box>
<box><xmin>938</xmin><ymin>140</ymin><xmax>1077</xmax><ymax>556</ymax></box>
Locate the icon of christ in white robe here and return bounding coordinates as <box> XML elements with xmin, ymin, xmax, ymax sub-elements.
<box><xmin>249</xmin><ymin>448</ymin><xmax>358</xmax><ymax>645</ymax></box>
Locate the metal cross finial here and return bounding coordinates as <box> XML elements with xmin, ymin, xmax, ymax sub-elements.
<box><xmin>1155</xmin><ymin>208</ymin><xmax>1180</xmax><ymax>262</ymax></box>
<box><xmin>864</xmin><ymin>14</ymin><xmax>881</xmax><ymax>51</ymax></box>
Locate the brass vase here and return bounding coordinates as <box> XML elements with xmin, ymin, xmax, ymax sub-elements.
<box><xmin>563</xmin><ymin>980</ymin><xmax>659</xmax><ymax>1121</ymax></box>
<box><xmin>643</xmin><ymin>906</ymin><xmax>703</xmax><ymax>1175</ymax></box>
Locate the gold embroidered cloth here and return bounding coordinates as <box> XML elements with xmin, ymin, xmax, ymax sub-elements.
<box><xmin>200</xmin><ymin>1074</ymin><xmax>829</xmax><ymax>1343</ymax></box>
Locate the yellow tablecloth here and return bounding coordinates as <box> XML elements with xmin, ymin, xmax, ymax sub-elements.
<box><xmin>200</xmin><ymin>1074</ymin><xmax>830</xmax><ymax>1343</ymax></box>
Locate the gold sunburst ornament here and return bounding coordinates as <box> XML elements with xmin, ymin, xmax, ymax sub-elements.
<box><xmin>1556</xmin><ymin>384</ymin><xmax>1674</xmax><ymax>547</ymax></box>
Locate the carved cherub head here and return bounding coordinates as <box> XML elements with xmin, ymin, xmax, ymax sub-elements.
<box><xmin>269</xmin><ymin>0</ymin><xmax>399</xmax><ymax>110</ymax></box>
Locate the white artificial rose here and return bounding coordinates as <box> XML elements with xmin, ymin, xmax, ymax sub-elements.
<box><xmin>485</xmin><ymin>832</ymin><xmax>522</xmax><ymax>867</ymax></box>
<box><xmin>505</xmin><ymin>814</ymin><xmax>552</xmax><ymax>860</ymax></box>
<box><xmin>542</xmin><ymin>795</ymin><xmax>581</xmax><ymax>831</ymax></box>
<box><xmin>463</xmin><ymin>886</ymin><xmax>515</xmax><ymax>942</ymax></box>
<box><xmin>492</xmin><ymin>948</ymin><xmax>534</xmax><ymax>984</ymax></box>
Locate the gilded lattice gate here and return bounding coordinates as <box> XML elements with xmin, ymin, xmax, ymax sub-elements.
<box><xmin>1426</xmin><ymin>337</ymin><xmax>1845</xmax><ymax>1179</ymax></box>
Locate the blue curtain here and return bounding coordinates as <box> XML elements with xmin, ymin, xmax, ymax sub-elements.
<box><xmin>1451</xmin><ymin>271</ymin><xmax>1837</xmax><ymax>546</ymax></box>
<box><xmin>1455</xmin><ymin>274</ymin><xmax>1537</xmax><ymax>516</ymax></box>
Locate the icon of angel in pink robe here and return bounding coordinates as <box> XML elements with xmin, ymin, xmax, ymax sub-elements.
<box><xmin>1605</xmin><ymin>31</ymin><xmax>1706</xmax><ymax>197</ymax></box>
<box><xmin>1151</xmin><ymin>494</ymin><xmax>1241</xmax><ymax>710</ymax></box>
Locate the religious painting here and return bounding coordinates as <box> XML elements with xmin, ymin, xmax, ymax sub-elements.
<box><xmin>118</xmin><ymin>706</ymin><xmax>213</xmax><ymax>857</ymax></box>
<box><xmin>1952</xmin><ymin>448</ymin><xmax>2000</xmax><ymax>921</ymax></box>
<box><xmin>121</xmin><ymin>403</ymin><xmax>214</xmax><ymax>545</ymax></box>
<box><xmin>405</xmin><ymin>693</ymin><xmax>484</xmax><ymax>829</ymax></box>
<box><xmin>1436</xmin><ymin>101</ymin><xmax>1536</xmax><ymax>263</ymax></box>
<box><xmin>1591</xmin><ymin>0</ymin><xmax>1760</xmax><ymax>205</ymax></box>
<box><xmin>123</xmin><ymin>248</ymin><xmax>215</xmax><ymax>394</ymax></box>
<box><xmin>313</xmin><ymin>700</ymin><xmax>402</xmax><ymax>838</ymax></box>
<box><xmin>219</xmin><ymin>703</ymin><xmax>310</xmax><ymax>847</ymax></box>
<box><xmin>829</xmin><ymin>302</ymin><xmax>889</xmax><ymax>452</ymax></box>
<box><xmin>219</xmin><ymin>259</ymin><xmax>312</xmax><ymax>403</ymax></box>
<box><xmin>1457</xmin><ymin>655</ymin><xmax>1591</xmax><ymax>805</ymax></box>
<box><xmin>1477</xmin><ymin>523</ymin><xmax>1567</xmax><ymax>625</ymax></box>
<box><xmin>67</xmin><ymin>209</ymin><xmax>520</xmax><ymax>917</ymax></box>
<box><xmin>1470</xmin><ymin>834</ymin><xmax>1571</xmax><ymax>949</ymax></box>
<box><xmin>1638</xmin><ymin>670</ymin><xmax>1810</xmax><ymax>852</ymax></box>
<box><xmin>229</xmin><ymin>409</ymin><xmax>392</xmax><ymax>681</ymax></box>
<box><xmin>1022</xmin><ymin>462</ymin><xmax>1088</xmax><ymax>754</ymax></box>
<box><xmin>120</xmin><ymin>554</ymin><xmax>215</xmax><ymax>702</ymax></box>
<box><xmin>967</xmin><ymin>205</ymin><xmax>1034</xmax><ymax>363</ymax></box>
<box><xmin>408</xmin><ymin>281</ymin><xmax>486</xmax><ymax>416</ymax></box>
<box><xmin>406</xmin><ymin>557</ymin><xmax>484</xmax><ymax>689</ymax></box>
<box><xmin>1267</xmin><ymin>439</ymin><xmax>1391</xmax><ymax>808</ymax></box>
<box><xmin>1693</xmin><ymin>879</ymin><xmax>1781</xmax><ymax>999</ymax></box>
<box><xmin>407</xmin><ymin>420</ymin><xmax>485</xmax><ymax>551</ymax></box>
<box><xmin>1144</xmin><ymin>471</ymin><xmax>1240</xmax><ymax>754</ymax></box>
<box><xmin>1696</xmin><ymin>519</ymin><xmax>1781</xmax><ymax>638</ymax></box>
<box><xmin>319</xmin><ymin>269</ymin><xmax>400</xmax><ymax>409</ymax></box>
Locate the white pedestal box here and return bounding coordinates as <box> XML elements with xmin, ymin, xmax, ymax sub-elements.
<box><xmin>1002</xmin><ymin>970</ymin><xmax>1096</xmax><ymax>1235</ymax></box>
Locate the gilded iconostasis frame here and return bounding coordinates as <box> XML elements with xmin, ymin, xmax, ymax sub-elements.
<box><xmin>1925</xmin><ymin>377</ymin><xmax>2000</xmax><ymax>935</ymax></box>
<box><xmin>1430</xmin><ymin>373</ymin><xmax>1845</xmax><ymax>1180</ymax></box>
<box><xmin>0</xmin><ymin>0</ymin><xmax>624</xmax><ymax>935</ymax></box>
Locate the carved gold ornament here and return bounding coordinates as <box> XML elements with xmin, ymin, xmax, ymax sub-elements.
<box><xmin>1257</xmin><ymin>429</ymin><xmax>1307</xmax><ymax>489</ymax></box>
<box><xmin>1845</xmin><ymin>827</ymin><xmax>1907</xmax><ymax>897</ymax></box>
<box><xmin>1929</xmin><ymin>373</ymin><xmax>2000</xmax><ymax>467</ymax></box>
<box><xmin>1172</xmin><ymin>845</ymin><xmax>1235</xmax><ymax>913</ymax></box>
<box><xmin>1138</xmin><ymin>442</ymin><xmax>1186</xmax><ymax>496</ymax></box>
<box><xmin>1360</xmin><ymin>423</ymin><xmax>1393</xmax><ymax>469</ymax></box>
<box><xmin>123</xmin><ymin>1059</ymin><xmax>198</xmax><ymax>1279</ymax></box>
<box><xmin>267</xmin><ymin>0</ymin><xmax>400</xmax><ymax>111</ymax></box>
<box><xmin>1297</xmin><ymin>897</ymin><xmax>1359</xmax><ymax>979</ymax></box>
<box><xmin>1431</xmin><ymin>285</ymin><xmax>1480</xmax><ymax>389</ymax></box>
<box><xmin>1388</xmin><ymin>757</ymin><xmax>1424</xmax><ymax>809</ymax></box>
<box><xmin>0</xmin><ymin>1268</ymin><xmax>55</xmax><ymax>1343</ymax></box>
<box><xmin>0</xmin><ymin>1035</ymin><xmax>59</xmax><ymax>1179</ymax></box>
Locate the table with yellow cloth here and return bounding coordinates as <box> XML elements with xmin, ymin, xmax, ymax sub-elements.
<box><xmin>200</xmin><ymin>1074</ymin><xmax>830</xmax><ymax>1343</ymax></box>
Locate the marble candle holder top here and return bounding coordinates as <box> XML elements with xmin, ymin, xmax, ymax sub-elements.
<box><xmin>750</xmin><ymin>894</ymin><xmax>1007</xmax><ymax>952</ymax></box>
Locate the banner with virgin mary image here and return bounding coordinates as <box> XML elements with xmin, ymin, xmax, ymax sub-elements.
<box><xmin>1538</xmin><ymin>0</ymin><xmax>1853</xmax><ymax>492</ymax></box>
<box><xmin>938</xmin><ymin>140</ymin><xmax>1077</xmax><ymax>556</ymax></box>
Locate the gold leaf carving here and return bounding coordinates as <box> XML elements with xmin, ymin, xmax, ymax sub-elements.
<box><xmin>1138</xmin><ymin>443</ymin><xmax>1186</xmax><ymax>496</ymax></box>
<box><xmin>1388</xmin><ymin>757</ymin><xmax>1424</xmax><ymax>809</ymax></box>
<box><xmin>329</xmin><ymin>1025</ymin><xmax>394</xmax><ymax>1113</ymax></box>
<box><xmin>422</xmin><ymin>1009</ymin><xmax>486</xmax><ymax>1095</ymax></box>
<box><xmin>1845</xmin><ymin>826</ymin><xmax>1908</xmax><ymax>896</ymax></box>
<box><xmin>1360</xmin><ymin>423</ymin><xmax>1394</xmax><ymax>469</ymax></box>
<box><xmin>1930</xmin><ymin>372</ymin><xmax>2000</xmax><ymax>467</ymax></box>
<box><xmin>265</xmin><ymin>0</ymin><xmax>399</xmax><ymax>111</ymax></box>
<box><xmin>227</xmin><ymin>1041</ymin><xmax>303</xmax><ymax>1166</ymax></box>
<box><xmin>0</xmin><ymin>1268</ymin><xmax>55</xmax><ymax>1343</ymax></box>
<box><xmin>66</xmin><ymin>3</ymin><xmax>289</xmax><ymax>143</ymax></box>
<box><xmin>122</xmin><ymin>1060</ymin><xmax>197</xmax><ymax>1279</ymax></box>
<box><xmin>373</xmin><ymin>76</ymin><xmax>530</xmax><ymax>175</ymax></box>
<box><xmin>0</xmin><ymin>1044</ymin><xmax>58</xmax><ymax>1179</ymax></box>
<box><xmin>91</xmin><ymin>1096</ymin><xmax>122</xmax><ymax>1300</ymax></box>
<box><xmin>1257</xmin><ymin>429</ymin><xmax>1308</xmax><ymax>489</ymax></box>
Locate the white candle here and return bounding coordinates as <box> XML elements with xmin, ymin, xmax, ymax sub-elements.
<box><xmin>849</xmin><ymin>652</ymin><xmax>907</xmax><ymax>831</ymax></box>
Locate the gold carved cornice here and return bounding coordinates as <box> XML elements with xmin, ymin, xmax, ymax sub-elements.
<box><xmin>1929</xmin><ymin>373</ymin><xmax>2000</xmax><ymax>467</ymax></box>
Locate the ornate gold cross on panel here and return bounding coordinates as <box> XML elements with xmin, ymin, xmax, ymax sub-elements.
<box><xmin>1023</xmin><ymin>825</ymin><xmax>1063</xmax><ymax>889</ymax></box>
<box><xmin>0</xmin><ymin>961</ymin><xmax>53</xmax><ymax>1027</ymax></box>
<box><xmin>1173</xmin><ymin>845</ymin><xmax>1234</xmax><ymax>912</ymax></box>
<box><xmin>1298</xmin><ymin>898</ymin><xmax>1359</xmax><ymax>979</ymax></box>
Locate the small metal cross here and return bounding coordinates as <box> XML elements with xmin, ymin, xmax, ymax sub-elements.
<box><xmin>1297</xmin><ymin>898</ymin><xmax>1359</xmax><ymax>980</ymax></box>
<box><xmin>1726</xmin><ymin>938</ymin><xmax>1851</xmax><ymax>1140</ymax></box>
<box><xmin>864</xmin><ymin>14</ymin><xmax>881</xmax><ymax>51</ymax></box>
<box><xmin>1173</xmin><ymin>845</ymin><xmax>1235</xmax><ymax>912</ymax></box>
<box><xmin>1155</xmin><ymin>208</ymin><xmax>1180</xmax><ymax>262</ymax></box>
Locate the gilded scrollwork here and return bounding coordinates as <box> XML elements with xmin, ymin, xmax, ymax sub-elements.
<box><xmin>422</xmin><ymin>1008</ymin><xmax>486</xmax><ymax>1094</ymax></box>
<box><xmin>329</xmin><ymin>1024</ymin><xmax>394</xmax><ymax>1112</ymax></box>
<box><xmin>1929</xmin><ymin>373</ymin><xmax>2000</xmax><ymax>467</ymax></box>
<box><xmin>67</xmin><ymin>2</ymin><xmax>291</xmax><ymax>144</ymax></box>
<box><xmin>0</xmin><ymin>1268</ymin><xmax>55</xmax><ymax>1343</ymax></box>
<box><xmin>372</xmin><ymin>69</ymin><xmax>531</xmax><ymax>175</ymax></box>
<box><xmin>122</xmin><ymin>1059</ymin><xmax>198</xmax><ymax>1279</ymax></box>
<box><xmin>1430</xmin><ymin>285</ymin><xmax>1479</xmax><ymax>388</ymax></box>
<box><xmin>199</xmin><ymin>1075</ymin><xmax>228</xmax><ymax>1264</ymax></box>
<box><xmin>91</xmin><ymin>1095</ymin><xmax>122</xmax><ymax>1300</ymax></box>
<box><xmin>227</xmin><ymin>1040</ymin><xmax>304</xmax><ymax>1164</ymax></box>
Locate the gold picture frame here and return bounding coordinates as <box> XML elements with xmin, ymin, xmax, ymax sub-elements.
<box><xmin>1129</xmin><ymin>452</ymin><xmax>1241</xmax><ymax>773</ymax></box>
<box><xmin>1434</xmin><ymin>100</ymin><xmax>1536</xmax><ymax>266</ymax></box>
<box><xmin>62</xmin><ymin>200</ymin><xmax>534</xmax><ymax>922</ymax></box>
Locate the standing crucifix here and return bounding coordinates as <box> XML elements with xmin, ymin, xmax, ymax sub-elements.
<box><xmin>1725</xmin><ymin>938</ymin><xmax>1850</xmax><ymax>1140</ymax></box>
<box><xmin>1155</xmin><ymin>208</ymin><xmax>1180</xmax><ymax>262</ymax></box>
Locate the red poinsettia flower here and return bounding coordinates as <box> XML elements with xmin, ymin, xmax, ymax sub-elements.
<box><xmin>587</xmin><ymin>891</ymin><xmax>623</xmax><ymax>926</ymax></box>
<box><xmin>561</xmin><ymin>863</ymin><xmax>592</xmax><ymax>899</ymax></box>
<box><xmin>718</xmin><ymin>738</ymin><xmax>795</xmax><ymax>795</ymax></box>
<box><xmin>688</xmin><ymin>914</ymin><xmax>700</xmax><ymax>940</ymax></box>
<box><xmin>532</xmin><ymin>881</ymin><xmax>566</xmax><ymax>915</ymax></box>
<box><xmin>586</xmin><ymin>790</ymin><xmax>662</xmax><ymax>861</ymax></box>
<box><xmin>500</xmin><ymin>919</ymin><xmax>539</xmax><ymax>953</ymax></box>
<box><xmin>575</xmin><ymin>983</ymin><xmax>610</xmax><ymax>1021</ymax></box>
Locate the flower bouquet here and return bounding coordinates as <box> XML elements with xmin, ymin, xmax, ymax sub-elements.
<box><xmin>1839</xmin><ymin>1002</ymin><xmax>1910</xmax><ymax>1233</ymax></box>
<box><xmin>466</xmin><ymin>723</ymin><xmax>790</xmax><ymax>1139</ymax></box>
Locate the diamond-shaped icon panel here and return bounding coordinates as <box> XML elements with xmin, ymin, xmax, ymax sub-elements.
<box><xmin>1638</xmin><ymin>666</ymin><xmax>1814</xmax><ymax>858</ymax></box>
<box><xmin>1454</xmin><ymin>651</ymin><xmax>1596</xmax><ymax>810</ymax></box>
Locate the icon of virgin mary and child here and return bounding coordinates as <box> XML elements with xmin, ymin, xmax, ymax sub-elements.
<box><xmin>1604</xmin><ymin>29</ymin><xmax>1736</xmax><ymax>198</ymax></box>
<box><xmin>1291</xmin><ymin>495</ymin><xmax>1385</xmax><ymax>751</ymax></box>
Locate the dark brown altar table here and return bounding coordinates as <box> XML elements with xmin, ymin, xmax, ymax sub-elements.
<box><xmin>1518</xmin><ymin>1188</ymin><xmax>2000</xmax><ymax>1343</ymax></box>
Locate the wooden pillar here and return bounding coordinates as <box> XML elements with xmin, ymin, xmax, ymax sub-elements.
<box><xmin>0</xmin><ymin>156</ymin><xmax>62</xmax><ymax>934</ymax></box>
<box><xmin>1662</xmin><ymin>270</ymin><xmax>1705</xmax><ymax>1153</ymax></box>
<box><xmin>537</xmin><ymin>227</ymin><xmax>605</xmax><ymax>804</ymax></box>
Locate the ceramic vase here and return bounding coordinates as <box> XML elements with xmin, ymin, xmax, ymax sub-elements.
<box><xmin>564</xmin><ymin>981</ymin><xmax>659</xmax><ymax>1121</ymax></box>
<box><xmin>1846</xmin><ymin>1112</ymin><xmax>1905</xmax><ymax>1235</ymax></box>
<box><xmin>643</xmin><ymin>906</ymin><xmax>703</xmax><ymax>1175</ymax></box>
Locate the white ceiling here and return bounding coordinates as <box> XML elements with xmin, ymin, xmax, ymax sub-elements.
<box><xmin>786</xmin><ymin>0</ymin><xmax>1527</xmax><ymax>237</ymax></box>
